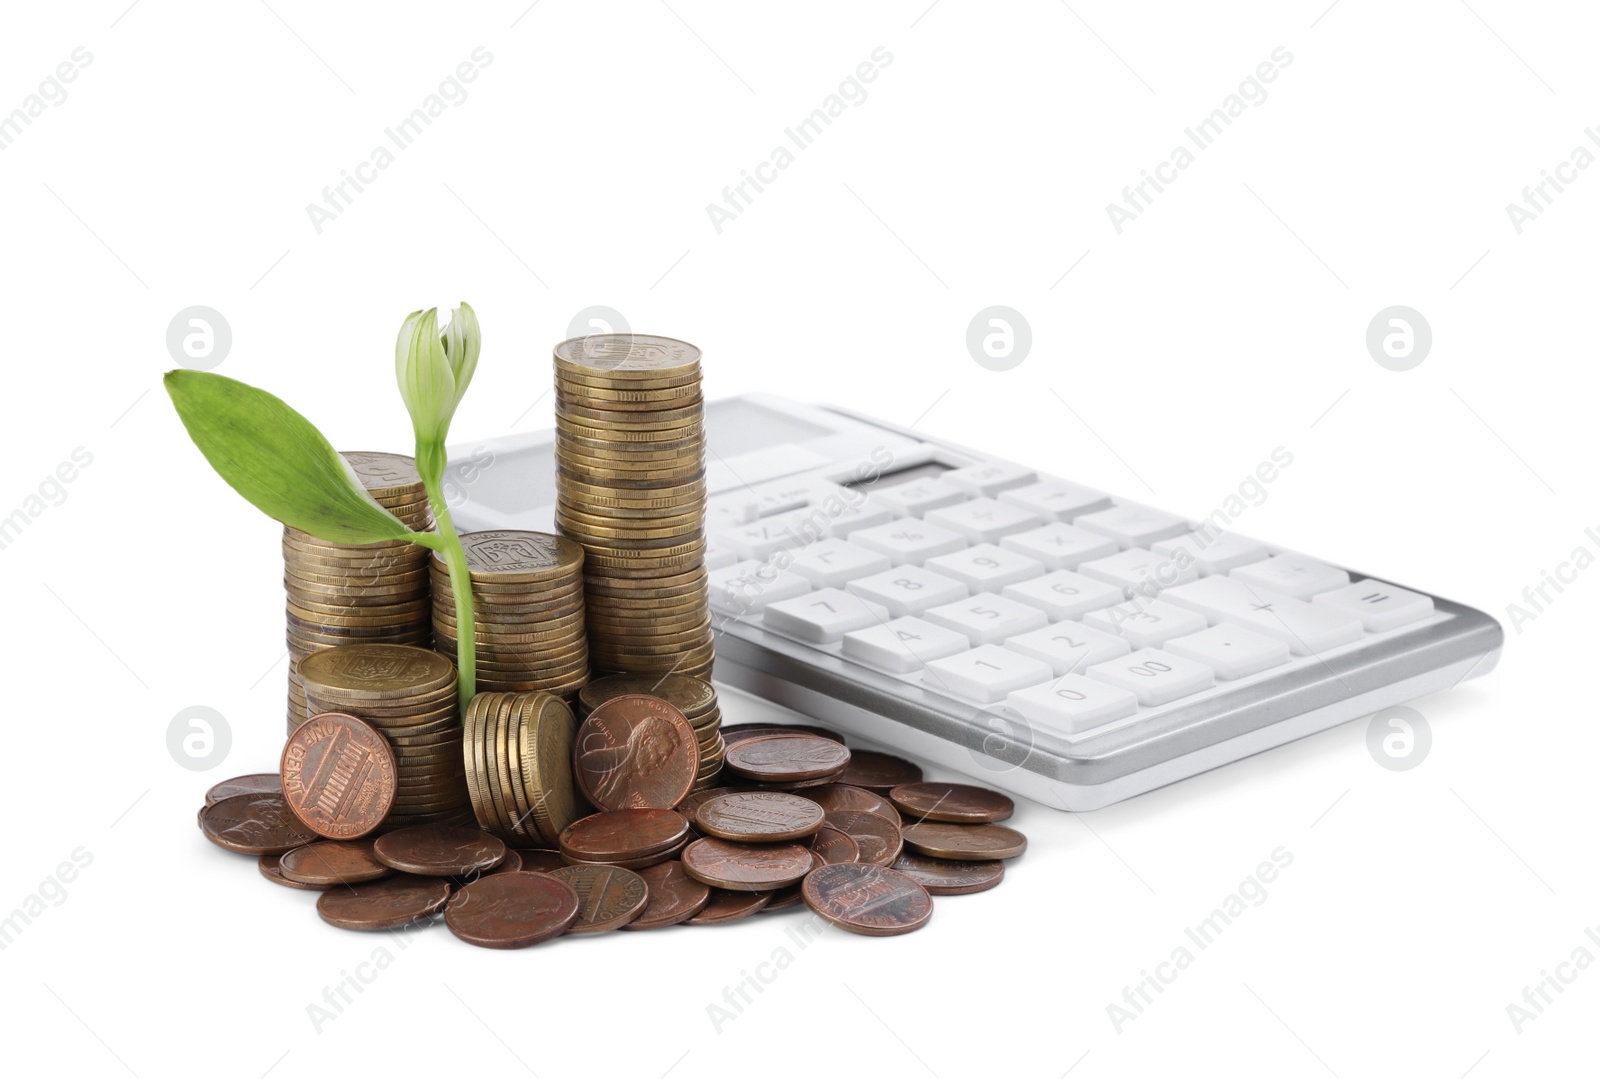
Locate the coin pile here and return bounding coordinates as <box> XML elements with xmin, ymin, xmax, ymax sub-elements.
<box><xmin>579</xmin><ymin>673</ymin><xmax>725</xmax><ymax>792</ymax></box>
<box><xmin>432</xmin><ymin>531</ymin><xmax>590</xmax><ymax>698</ymax></box>
<box><xmin>297</xmin><ymin>644</ymin><xmax>472</xmax><ymax>829</ymax></box>
<box><xmin>284</xmin><ymin>451</ymin><xmax>433</xmax><ymax>733</ymax></box>
<box><xmin>461</xmin><ymin>691</ymin><xmax>584</xmax><ymax>847</ymax></box>
<box><xmin>552</xmin><ymin>334</ymin><xmax>714</xmax><ymax>680</ymax></box>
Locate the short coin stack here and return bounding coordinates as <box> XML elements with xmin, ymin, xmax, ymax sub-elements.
<box><xmin>432</xmin><ymin>531</ymin><xmax>589</xmax><ymax>699</ymax></box>
<box><xmin>284</xmin><ymin>451</ymin><xmax>433</xmax><ymax>733</ymax></box>
<box><xmin>552</xmin><ymin>334</ymin><xmax>714</xmax><ymax>680</ymax></box>
<box><xmin>579</xmin><ymin>673</ymin><xmax>725</xmax><ymax>792</ymax></box>
<box><xmin>461</xmin><ymin>691</ymin><xmax>584</xmax><ymax>847</ymax></box>
<box><xmin>297</xmin><ymin>644</ymin><xmax>472</xmax><ymax>829</ymax></box>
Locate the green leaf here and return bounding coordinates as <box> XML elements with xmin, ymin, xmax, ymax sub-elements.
<box><xmin>164</xmin><ymin>370</ymin><xmax>416</xmax><ymax>545</ymax></box>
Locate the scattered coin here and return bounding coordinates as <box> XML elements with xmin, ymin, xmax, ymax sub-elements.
<box><xmin>809</xmin><ymin>824</ymin><xmax>861</xmax><ymax>866</ymax></box>
<box><xmin>802</xmin><ymin>863</ymin><xmax>933</xmax><ymax>937</ymax></box>
<box><xmin>317</xmin><ymin>874</ymin><xmax>453</xmax><ymax>931</ymax></box>
<box><xmin>279</xmin><ymin>712</ymin><xmax>396</xmax><ymax>839</ymax></box>
<box><xmin>823</xmin><ymin>809</ymin><xmax>903</xmax><ymax>867</ymax></box>
<box><xmin>259</xmin><ymin>854</ymin><xmax>328</xmax><ymax>891</ymax></box>
<box><xmin>279</xmin><ymin>839</ymin><xmax>394</xmax><ymax>886</ymax></box>
<box><xmin>548</xmin><ymin>864</ymin><xmax>650</xmax><ymax>932</ymax></box>
<box><xmin>890</xmin><ymin>852</ymin><xmax>1005</xmax><ymax>896</ymax></box>
<box><xmin>723</xmin><ymin>733</ymin><xmax>851</xmax><ymax>783</ymax></box>
<box><xmin>680</xmin><ymin>837</ymin><xmax>813</xmax><ymax>892</ymax></box>
<box><xmin>839</xmin><ymin>750</ymin><xmax>922</xmax><ymax>793</ymax></box>
<box><xmin>694</xmin><ymin>792</ymin><xmax>825</xmax><ymax>843</ymax></box>
<box><xmin>623</xmin><ymin>861</ymin><xmax>711</xmax><ymax>930</ymax></box>
<box><xmin>202</xmin><ymin>793</ymin><xmax>319</xmax><ymax>857</ymax></box>
<box><xmin>373</xmin><ymin>825</ymin><xmax>507</xmax><ymax>877</ymax></box>
<box><xmin>559</xmin><ymin>809</ymin><xmax>691</xmax><ymax>862</ymax></box>
<box><xmin>444</xmin><ymin>871</ymin><xmax>581</xmax><ymax>949</ymax></box>
<box><xmin>206</xmin><ymin>774</ymin><xmax>282</xmax><ymax>806</ymax></box>
<box><xmin>687</xmin><ymin>889</ymin><xmax>772</xmax><ymax>925</ymax></box>
<box><xmin>900</xmin><ymin>821</ymin><xmax>1027</xmax><ymax>861</ymax></box>
<box><xmin>800</xmin><ymin>784</ymin><xmax>901</xmax><ymax>825</ymax></box>
<box><xmin>573</xmin><ymin>694</ymin><xmax>697</xmax><ymax>810</ymax></box>
<box><xmin>889</xmin><ymin>782</ymin><xmax>1014</xmax><ymax>824</ymax></box>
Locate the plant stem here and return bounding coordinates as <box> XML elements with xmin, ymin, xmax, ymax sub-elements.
<box><xmin>415</xmin><ymin>441</ymin><xmax>475</xmax><ymax>713</ymax></box>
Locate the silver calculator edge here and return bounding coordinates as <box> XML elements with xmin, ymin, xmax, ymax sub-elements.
<box><xmin>446</xmin><ymin>393</ymin><xmax>1504</xmax><ymax>812</ymax></box>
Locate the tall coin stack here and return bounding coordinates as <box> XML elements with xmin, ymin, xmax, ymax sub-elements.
<box><xmin>283</xmin><ymin>451</ymin><xmax>433</xmax><ymax>733</ymax></box>
<box><xmin>579</xmin><ymin>674</ymin><xmax>725</xmax><ymax>792</ymax></box>
<box><xmin>552</xmin><ymin>335</ymin><xmax>714</xmax><ymax>681</ymax></box>
<box><xmin>432</xmin><ymin>531</ymin><xmax>590</xmax><ymax>698</ymax></box>
<box><xmin>297</xmin><ymin>644</ymin><xmax>473</xmax><ymax>829</ymax></box>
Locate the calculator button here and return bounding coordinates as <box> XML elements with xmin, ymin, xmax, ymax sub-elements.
<box><xmin>1162</xmin><ymin>576</ymin><xmax>1363</xmax><ymax>656</ymax></box>
<box><xmin>846</xmin><ymin>565</ymin><xmax>968</xmax><ymax>616</ymax></box>
<box><xmin>1164</xmin><ymin>624</ymin><xmax>1290</xmax><ymax>680</ymax></box>
<box><xmin>784</xmin><ymin>538</ymin><xmax>892</xmax><ymax>588</ymax></box>
<box><xmin>999</xmin><ymin>480</ymin><xmax>1112</xmax><ymax>521</ymax></box>
<box><xmin>925</xmin><ymin>595</ymin><xmax>1048</xmax><ymax>645</ymax></box>
<box><xmin>943</xmin><ymin>462</ymin><xmax>1036</xmax><ymax>497</ymax></box>
<box><xmin>714</xmin><ymin>508</ymin><xmax>824</xmax><ymax>560</ymax></box>
<box><xmin>1007</xmin><ymin>675</ymin><xmax>1138</xmax><ymax>735</ymax></box>
<box><xmin>707</xmin><ymin>502</ymin><xmax>758</xmax><ymax>530</ymax></box>
<box><xmin>999</xmin><ymin>523</ymin><xmax>1119</xmax><ymax>570</ymax></box>
<box><xmin>1313</xmin><ymin>579</ymin><xmax>1434</xmax><ymax>632</ymax></box>
<box><xmin>924</xmin><ymin>498</ymin><xmax>1040</xmax><ymax>542</ymax></box>
<box><xmin>873</xmin><ymin>478</ymin><xmax>967</xmax><ymax>516</ymax></box>
<box><xmin>1075</xmin><ymin>504</ymin><xmax>1191</xmax><ymax>547</ymax></box>
<box><xmin>821</xmin><ymin>495</ymin><xmax>895</xmax><ymax>537</ymax></box>
<box><xmin>709</xmin><ymin>560</ymin><xmax>810</xmax><ymax>614</ymax></box>
<box><xmin>703</xmin><ymin>540</ymin><xmax>738</xmax><ymax>571</ymax></box>
<box><xmin>1000</xmin><ymin>570</ymin><xmax>1123</xmax><ymax>619</ymax></box>
<box><xmin>923</xmin><ymin>645</ymin><xmax>1053</xmax><ymax>702</ymax></box>
<box><xmin>850</xmin><ymin>520</ymin><xmax>966</xmax><ymax>564</ymax></box>
<box><xmin>763</xmin><ymin>588</ymin><xmax>889</xmax><ymax>644</ymax></box>
<box><xmin>1083</xmin><ymin>599</ymin><xmax>1209</xmax><ymax>649</ymax></box>
<box><xmin>1079</xmin><ymin>548</ymin><xmax>1200</xmax><ymax>597</ymax></box>
<box><xmin>1003</xmin><ymin>622</ymin><xmax>1131</xmax><ymax>675</ymax></box>
<box><xmin>1230</xmin><ymin>554</ymin><xmax>1349</xmax><ymax>599</ymax></box>
<box><xmin>924</xmin><ymin>543</ymin><xmax>1044</xmax><ymax>591</ymax></box>
<box><xmin>1087</xmin><ymin>648</ymin><xmax>1215</xmax><ymax>706</ymax></box>
<box><xmin>841</xmin><ymin>617</ymin><xmax>970</xmax><ymax>673</ymax></box>
<box><xmin>1151</xmin><ymin>531</ymin><xmax>1271</xmax><ymax>575</ymax></box>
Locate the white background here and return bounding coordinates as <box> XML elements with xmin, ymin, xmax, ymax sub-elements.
<box><xmin>1</xmin><ymin>1</ymin><xmax>1594</xmax><ymax>1076</ymax></box>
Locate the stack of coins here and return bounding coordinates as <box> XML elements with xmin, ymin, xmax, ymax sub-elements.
<box><xmin>461</xmin><ymin>691</ymin><xmax>584</xmax><ymax>847</ymax></box>
<box><xmin>431</xmin><ymin>531</ymin><xmax>589</xmax><ymax>698</ymax></box>
<box><xmin>551</xmin><ymin>334</ymin><xmax>714</xmax><ymax>680</ymax></box>
<box><xmin>297</xmin><ymin>644</ymin><xmax>472</xmax><ymax>829</ymax></box>
<box><xmin>284</xmin><ymin>451</ymin><xmax>433</xmax><ymax>733</ymax></box>
<box><xmin>579</xmin><ymin>674</ymin><xmax>725</xmax><ymax>792</ymax></box>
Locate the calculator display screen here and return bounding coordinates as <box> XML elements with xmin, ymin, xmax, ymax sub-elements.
<box><xmin>846</xmin><ymin>461</ymin><xmax>952</xmax><ymax>491</ymax></box>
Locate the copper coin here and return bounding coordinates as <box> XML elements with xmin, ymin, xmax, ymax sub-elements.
<box><xmin>676</xmin><ymin>786</ymin><xmax>753</xmax><ymax>824</ymax></box>
<box><xmin>559</xmin><ymin>809</ymin><xmax>691</xmax><ymax>860</ymax></box>
<box><xmin>373</xmin><ymin>825</ymin><xmax>507</xmax><ymax>876</ymax></box>
<box><xmin>839</xmin><ymin>749</ymin><xmax>922</xmax><ymax>793</ymax></box>
<box><xmin>680</xmin><ymin>837</ymin><xmax>813</xmax><ymax>892</ymax></box>
<box><xmin>901</xmin><ymin>821</ymin><xmax>1027</xmax><ymax>861</ymax></box>
<box><xmin>622</xmin><ymin>861</ymin><xmax>711</xmax><ymax>930</ymax></box>
<box><xmin>890</xmin><ymin>852</ymin><xmax>1005</xmax><ymax>895</ymax></box>
<box><xmin>722</xmin><ymin>734</ymin><xmax>852</xmax><ymax>783</ymax></box>
<box><xmin>823</xmin><ymin>809</ymin><xmax>903</xmax><ymax>867</ymax></box>
<box><xmin>889</xmin><ymin>782</ymin><xmax>1014</xmax><ymax>824</ymax></box>
<box><xmin>202</xmin><ymin>793</ymin><xmax>319</xmax><ymax>856</ymax></box>
<box><xmin>809</xmin><ymin>824</ymin><xmax>860</xmax><ymax>865</ymax></box>
<box><xmin>573</xmin><ymin>694</ymin><xmax>697</xmax><ymax>810</ymax></box>
<box><xmin>449</xmin><ymin>849</ymin><xmax>526</xmax><ymax>890</ymax></box>
<box><xmin>515</xmin><ymin>849</ymin><xmax>567</xmax><ymax>873</ymax></box>
<box><xmin>279</xmin><ymin>840</ymin><xmax>395</xmax><ymax>886</ymax></box>
<box><xmin>694</xmin><ymin>792</ymin><xmax>825</xmax><ymax>842</ymax></box>
<box><xmin>206</xmin><ymin>773</ymin><xmax>283</xmax><ymax>806</ymax></box>
<box><xmin>802</xmin><ymin>863</ymin><xmax>932</xmax><ymax>937</ymax></box>
<box><xmin>317</xmin><ymin>874</ymin><xmax>453</xmax><ymax>930</ymax></box>
<box><xmin>687</xmin><ymin>889</ymin><xmax>772</xmax><ymax>925</ymax></box>
<box><xmin>280</xmin><ymin>712</ymin><xmax>397</xmax><ymax>839</ymax></box>
<box><xmin>799</xmin><ymin>784</ymin><xmax>901</xmax><ymax>825</ymax></box>
<box><xmin>721</xmin><ymin>723</ymin><xmax>844</xmax><ymax>744</ymax></box>
<box><xmin>547</xmin><ymin>864</ymin><xmax>649</xmax><ymax>932</ymax></box>
<box><xmin>259</xmin><ymin>853</ymin><xmax>327</xmax><ymax>891</ymax></box>
<box><xmin>444</xmin><ymin>871</ymin><xmax>580</xmax><ymax>948</ymax></box>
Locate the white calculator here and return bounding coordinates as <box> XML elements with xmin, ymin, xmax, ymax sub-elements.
<box><xmin>447</xmin><ymin>394</ymin><xmax>1503</xmax><ymax>811</ymax></box>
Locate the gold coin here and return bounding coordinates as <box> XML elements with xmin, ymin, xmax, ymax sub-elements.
<box><xmin>553</xmin><ymin>334</ymin><xmax>700</xmax><ymax>378</ymax></box>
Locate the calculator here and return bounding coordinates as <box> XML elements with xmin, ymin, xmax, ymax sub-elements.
<box><xmin>447</xmin><ymin>394</ymin><xmax>1503</xmax><ymax>811</ymax></box>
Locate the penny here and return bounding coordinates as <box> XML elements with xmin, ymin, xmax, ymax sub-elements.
<box><xmin>809</xmin><ymin>824</ymin><xmax>860</xmax><ymax>865</ymax></box>
<box><xmin>680</xmin><ymin>837</ymin><xmax>814</xmax><ymax>892</ymax></box>
<box><xmin>373</xmin><ymin>825</ymin><xmax>507</xmax><ymax>876</ymax></box>
<box><xmin>573</xmin><ymin>695</ymin><xmax>697</xmax><ymax>811</ymax></box>
<box><xmin>839</xmin><ymin>750</ymin><xmax>922</xmax><ymax>793</ymax></box>
<box><xmin>206</xmin><ymin>774</ymin><xmax>283</xmax><ymax>806</ymax></box>
<box><xmin>444</xmin><ymin>871</ymin><xmax>580</xmax><ymax>949</ymax></box>
<box><xmin>900</xmin><ymin>821</ymin><xmax>1028</xmax><ymax>861</ymax></box>
<box><xmin>889</xmin><ymin>782</ymin><xmax>1014</xmax><ymax>824</ymax></box>
<box><xmin>824</xmin><ymin>810</ymin><xmax>903</xmax><ymax>867</ymax></box>
<box><xmin>694</xmin><ymin>792</ymin><xmax>825</xmax><ymax>843</ymax></box>
<box><xmin>279</xmin><ymin>840</ymin><xmax>395</xmax><ymax>886</ymax></box>
<box><xmin>799</xmin><ymin>784</ymin><xmax>901</xmax><ymax>825</ymax></box>
<box><xmin>676</xmin><ymin>786</ymin><xmax>753</xmax><ymax>824</ymax></box>
<box><xmin>687</xmin><ymin>889</ymin><xmax>772</xmax><ymax>925</ymax></box>
<box><xmin>721</xmin><ymin>724</ymin><xmax>844</xmax><ymax>744</ymax></box>
<box><xmin>515</xmin><ymin>849</ymin><xmax>567</xmax><ymax>873</ymax></box>
<box><xmin>547</xmin><ymin>865</ymin><xmax>649</xmax><ymax>932</ymax></box>
<box><xmin>202</xmin><ymin>793</ymin><xmax>319</xmax><ymax>856</ymax></box>
<box><xmin>722</xmin><ymin>734</ymin><xmax>851</xmax><ymax>783</ymax></box>
<box><xmin>890</xmin><ymin>852</ymin><xmax>1006</xmax><ymax>896</ymax></box>
<box><xmin>258</xmin><ymin>853</ymin><xmax>328</xmax><ymax>891</ymax></box>
<box><xmin>317</xmin><ymin>874</ymin><xmax>453</xmax><ymax>931</ymax></box>
<box><xmin>559</xmin><ymin>809</ymin><xmax>691</xmax><ymax>861</ymax></box>
<box><xmin>622</xmin><ymin>861</ymin><xmax>711</xmax><ymax>930</ymax></box>
<box><xmin>802</xmin><ymin>863</ymin><xmax>933</xmax><ymax>937</ymax></box>
<box><xmin>280</xmin><ymin>712</ymin><xmax>397</xmax><ymax>839</ymax></box>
